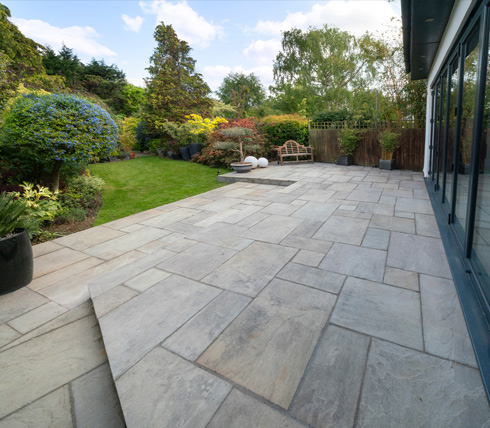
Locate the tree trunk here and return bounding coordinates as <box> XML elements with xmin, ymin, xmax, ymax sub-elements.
<box><xmin>51</xmin><ymin>160</ymin><xmax>63</xmax><ymax>192</ymax></box>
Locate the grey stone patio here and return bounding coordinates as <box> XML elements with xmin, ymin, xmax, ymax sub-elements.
<box><xmin>1</xmin><ymin>162</ymin><xmax>490</xmax><ymax>427</ymax></box>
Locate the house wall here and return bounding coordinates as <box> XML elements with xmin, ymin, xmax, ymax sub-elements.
<box><xmin>423</xmin><ymin>0</ymin><xmax>478</xmax><ymax>176</ymax></box>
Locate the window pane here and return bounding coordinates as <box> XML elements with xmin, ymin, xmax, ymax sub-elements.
<box><xmin>432</xmin><ymin>84</ymin><xmax>441</xmax><ymax>180</ymax></box>
<box><xmin>445</xmin><ymin>58</ymin><xmax>459</xmax><ymax>207</ymax></box>
<box><xmin>455</xmin><ymin>27</ymin><xmax>480</xmax><ymax>242</ymax></box>
<box><xmin>437</xmin><ymin>75</ymin><xmax>447</xmax><ymax>191</ymax></box>
<box><xmin>472</xmin><ymin>25</ymin><xmax>490</xmax><ymax>299</ymax></box>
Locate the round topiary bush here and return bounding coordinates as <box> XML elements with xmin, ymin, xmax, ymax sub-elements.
<box><xmin>1</xmin><ymin>93</ymin><xmax>118</xmax><ymax>190</ymax></box>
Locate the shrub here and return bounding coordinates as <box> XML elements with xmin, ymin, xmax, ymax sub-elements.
<box><xmin>311</xmin><ymin>110</ymin><xmax>353</xmax><ymax>123</ymax></box>
<box><xmin>196</xmin><ymin>124</ymin><xmax>266</xmax><ymax>167</ymax></box>
<box><xmin>0</xmin><ymin>192</ymin><xmax>40</xmax><ymax>238</ymax></box>
<box><xmin>118</xmin><ymin>116</ymin><xmax>139</xmax><ymax>154</ymax></box>
<box><xmin>337</xmin><ymin>128</ymin><xmax>361</xmax><ymax>156</ymax></box>
<box><xmin>379</xmin><ymin>131</ymin><xmax>400</xmax><ymax>160</ymax></box>
<box><xmin>258</xmin><ymin>114</ymin><xmax>309</xmax><ymax>149</ymax></box>
<box><xmin>0</xmin><ymin>93</ymin><xmax>118</xmax><ymax>191</ymax></box>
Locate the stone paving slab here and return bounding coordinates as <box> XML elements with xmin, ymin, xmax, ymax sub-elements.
<box><xmin>356</xmin><ymin>339</ymin><xmax>490</xmax><ymax>428</ymax></box>
<box><xmin>98</xmin><ymin>274</ymin><xmax>220</xmax><ymax>379</ymax></box>
<box><xmin>117</xmin><ymin>347</ymin><xmax>231</xmax><ymax>428</ymax></box>
<box><xmin>198</xmin><ymin>278</ymin><xmax>336</xmax><ymax>408</ymax></box>
<box><xmin>291</xmin><ymin>325</ymin><xmax>370</xmax><ymax>428</ymax></box>
<box><xmin>4</xmin><ymin>163</ymin><xmax>489</xmax><ymax>428</ymax></box>
<box><xmin>330</xmin><ymin>277</ymin><xmax>423</xmax><ymax>350</ymax></box>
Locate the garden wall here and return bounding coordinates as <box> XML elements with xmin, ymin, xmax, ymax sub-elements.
<box><xmin>309</xmin><ymin>121</ymin><xmax>426</xmax><ymax>171</ymax></box>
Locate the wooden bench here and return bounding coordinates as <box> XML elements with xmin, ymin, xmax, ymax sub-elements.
<box><xmin>276</xmin><ymin>140</ymin><xmax>314</xmax><ymax>165</ymax></box>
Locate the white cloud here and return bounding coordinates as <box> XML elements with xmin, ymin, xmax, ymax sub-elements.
<box><xmin>249</xmin><ymin>1</ymin><xmax>398</xmax><ymax>37</ymax></box>
<box><xmin>203</xmin><ymin>64</ymin><xmax>274</xmax><ymax>92</ymax></box>
<box><xmin>126</xmin><ymin>76</ymin><xmax>147</xmax><ymax>88</ymax></box>
<box><xmin>243</xmin><ymin>39</ymin><xmax>282</xmax><ymax>65</ymax></box>
<box><xmin>140</xmin><ymin>1</ymin><xmax>222</xmax><ymax>49</ymax></box>
<box><xmin>122</xmin><ymin>14</ymin><xmax>144</xmax><ymax>33</ymax></box>
<box><xmin>11</xmin><ymin>18</ymin><xmax>116</xmax><ymax>58</ymax></box>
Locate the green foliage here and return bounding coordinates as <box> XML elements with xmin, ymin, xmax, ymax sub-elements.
<box><xmin>145</xmin><ymin>23</ymin><xmax>212</xmax><ymax>128</ymax></box>
<box><xmin>42</xmin><ymin>44</ymin><xmax>82</xmax><ymax>87</ymax></box>
<box><xmin>271</xmin><ymin>25</ymin><xmax>383</xmax><ymax>116</ymax></box>
<box><xmin>211</xmin><ymin>100</ymin><xmax>237</xmax><ymax>119</ymax></box>
<box><xmin>311</xmin><ymin>110</ymin><xmax>352</xmax><ymax>123</ymax></box>
<box><xmin>216</xmin><ymin>72</ymin><xmax>266</xmax><ymax>117</ymax></box>
<box><xmin>0</xmin><ymin>51</ymin><xmax>16</xmax><ymax>113</ymax></box>
<box><xmin>1</xmin><ymin>93</ymin><xmax>118</xmax><ymax>191</ymax></box>
<box><xmin>337</xmin><ymin>128</ymin><xmax>361</xmax><ymax>156</ymax></box>
<box><xmin>0</xmin><ymin>191</ymin><xmax>40</xmax><ymax>238</ymax></box>
<box><xmin>379</xmin><ymin>131</ymin><xmax>400</xmax><ymax>160</ymax></box>
<box><xmin>197</xmin><ymin>125</ymin><xmax>267</xmax><ymax>167</ymax></box>
<box><xmin>258</xmin><ymin>114</ymin><xmax>309</xmax><ymax>148</ymax></box>
<box><xmin>119</xmin><ymin>84</ymin><xmax>145</xmax><ymax>116</ymax></box>
<box><xmin>13</xmin><ymin>182</ymin><xmax>61</xmax><ymax>222</ymax></box>
<box><xmin>56</xmin><ymin>174</ymin><xmax>104</xmax><ymax>224</ymax></box>
<box><xmin>118</xmin><ymin>116</ymin><xmax>139</xmax><ymax>153</ymax></box>
<box><xmin>0</xmin><ymin>4</ymin><xmax>44</xmax><ymax>79</ymax></box>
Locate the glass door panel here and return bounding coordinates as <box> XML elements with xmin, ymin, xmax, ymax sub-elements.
<box><xmin>437</xmin><ymin>75</ymin><xmax>447</xmax><ymax>192</ymax></box>
<box><xmin>455</xmin><ymin>27</ymin><xmax>480</xmax><ymax>243</ymax></box>
<box><xmin>472</xmin><ymin>24</ymin><xmax>490</xmax><ymax>301</ymax></box>
<box><xmin>432</xmin><ymin>83</ymin><xmax>441</xmax><ymax>181</ymax></box>
<box><xmin>445</xmin><ymin>57</ymin><xmax>459</xmax><ymax>207</ymax></box>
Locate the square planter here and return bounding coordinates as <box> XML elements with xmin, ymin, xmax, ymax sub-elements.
<box><xmin>379</xmin><ymin>159</ymin><xmax>395</xmax><ymax>170</ymax></box>
<box><xmin>338</xmin><ymin>155</ymin><xmax>353</xmax><ymax>166</ymax></box>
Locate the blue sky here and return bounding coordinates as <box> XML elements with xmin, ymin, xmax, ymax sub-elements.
<box><xmin>4</xmin><ymin>1</ymin><xmax>401</xmax><ymax>92</ymax></box>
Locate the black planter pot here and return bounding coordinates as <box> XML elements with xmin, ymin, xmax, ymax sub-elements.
<box><xmin>168</xmin><ymin>151</ymin><xmax>182</xmax><ymax>160</ymax></box>
<box><xmin>338</xmin><ymin>155</ymin><xmax>353</xmax><ymax>166</ymax></box>
<box><xmin>0</xmin><ymin>228</ymin><xmax>33</xmax><ymax>295</ymax></box>
<box><xmin>188</xmin><ymin>143</ymin><xmax>202</xmax><ymax>158</ymax></box>
<box><xmin>179</xmin><ymin>146</ymin><xmax>191</xmax><ymax>161</ymax></box>
<box><xmin>458</xmin><ymin>162</ymin><xmax>471</xmax><ymax>175</ymax></box>
<box><xmin>379</xmin><ymin>159</ymin><xmax>395</xmax><ymax>170</ymax></box>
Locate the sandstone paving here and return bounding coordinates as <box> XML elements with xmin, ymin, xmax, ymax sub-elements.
<box><xmin>356</xmin><ymin>339</ymin><xmax>490</xmax><ymax>428</ymax></box>
<box><xmin>198</xmin><ymin>278</ymin><xmax>336</xmax><ymax>408</ymax></box>
<box><xmin>117</xmin><ymin>347</ymin><xmax>231</xmax><ymax>428</ymax></box>
<box><xmin>2</xmin><ymin>163</ymin><xmax>490</xmax><ymax>427</ymax></box>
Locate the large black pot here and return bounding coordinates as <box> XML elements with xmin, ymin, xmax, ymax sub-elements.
<box><xmin>179</xmin><ymin>146</ymin><xmax>191</xmax><ymax>161</ymax></box>
<box><xmin>338</xmin><ymin>155</ymin><xmax>353</xmax><ymax>166</ymax></box>
<box><xmin>188</xmin><ymin>143</ymin><xmax>202</xmax><ymax>158</ymax></box>
<box><xmin>0</xmin><ymin>228</ymin><xmax>34</xmax><ymax>295</ymax></box>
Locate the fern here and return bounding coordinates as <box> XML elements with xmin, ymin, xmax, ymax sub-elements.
<box><xmin>0</xmin><ymin>192</ymin><xmax>40</xmax><ymax>239</ymax></box>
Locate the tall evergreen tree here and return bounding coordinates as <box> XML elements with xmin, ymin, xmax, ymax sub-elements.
<box><xmin>145</xmin><ymin>22</ymin><xmax>211</xmax><ymax>128</ymax></box>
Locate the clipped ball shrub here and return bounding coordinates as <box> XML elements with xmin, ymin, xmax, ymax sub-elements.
<box><xmin>0</xmin><ymin>93</ymin><xmax>118</xmax><ymax>190</ymax></box>
<box><xmin>258</xmin><ymin>114</ymin><xmax>309</xmax><ymax>149</ymax></box>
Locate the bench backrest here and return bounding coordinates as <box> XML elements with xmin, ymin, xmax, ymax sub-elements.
<box><xmin>280</xmin><ymin>140</ymin><xmax>311</xmax><ymax>154</ymax></box>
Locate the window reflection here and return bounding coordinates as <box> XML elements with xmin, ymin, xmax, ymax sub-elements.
<box><xmin>472</xmin><ymin>28</ymin><xmax>490</xmax><ymax>299</ymax></box>
<box><xmin>437</xmin><ymin>75</ymin><xmax>447</xmax><ymax>191</ymax></box>
<box><xmin>445</xmin><ymin>58</ymin><xmax>459</xmax><ymax>207</ymax></box>
<box><xmin>454</xmin><ymin>27</ymin><xmax>480</xmax><ymax>243</ymax></box>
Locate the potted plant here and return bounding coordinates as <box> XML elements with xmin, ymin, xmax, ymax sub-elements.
<box><xmin>0</xmin><ymin>192</ymin><xmax>39</xmax><ymax>295</ymax></box>
<box><xmin>378</xmin><ymin>130</ymin><xmax>400</xmax><ymax>170</ymax></box>
<box><xmin>214</xmin><ymin>127</ymin><xmax>258</xmax><ymax>173</ymax></box>
<box><xmin>337</xmin><ymin>127</ymin><xmax>360</xmax><ymax>166</ymax></box>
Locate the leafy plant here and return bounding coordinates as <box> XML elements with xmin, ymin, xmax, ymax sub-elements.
<box><xmin>258</xmin><ymin>114</ymin><xmax>309</xmax><ymax>148</ymax></box>
<box><xmin>118</xmin><ymin>116</ymin><xmax>139</xmax><ymax>153</ymax></box>
<box><xmin>379</xmin><ymin>130</ymin><xmax>400</xmax><ymax>160</ymax></box>
<box><xmin>12</xmin><ymin>183</ymin><xmax>61</xmax><ymax>223</ymax></box>
<box><xmin>337</xmin><ymin>128</ymin><xmax>360</xmax><ymax>156</ymax></box>
<box><xmin>0</xmin><ymin>93</ymin><xmax>118</xmax><ymax>191</ymax></box>
<box><xmin>0</xmin><ymin>192</ymin><xmax>40</xmax><ymax>238</ymax></box>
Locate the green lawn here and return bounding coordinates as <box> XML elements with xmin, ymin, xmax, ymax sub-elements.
<box><xmin>89</xmin><ymin>156</ymin><xmax>230</xmax><ymax>226</ymax></box>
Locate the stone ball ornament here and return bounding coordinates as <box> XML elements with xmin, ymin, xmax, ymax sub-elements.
<box><xmin>257</xmin><ymin>157</ymin><xmax>269</xmax><ymax>168</ymax></box>
<box><xmin>244</xmin><ymin>156</ymin><xmax>258</xmax><ymax>168</ymax></box>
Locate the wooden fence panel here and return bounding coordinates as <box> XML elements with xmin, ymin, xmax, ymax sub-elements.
<box><xmin>309</xmin><ymin>128</ymin><xmax>426</xmax><ymax>171</ymax></box>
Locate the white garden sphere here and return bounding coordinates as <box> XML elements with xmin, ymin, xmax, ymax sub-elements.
<box><xmin>244</xmin><ymin>156</ymin><xmax>258</xmax><ymax>168</ymax></box>
<box><xmin>257</xmin><ymin>157</ymin><xmax>269</xmax><ymax>168</ymax></box>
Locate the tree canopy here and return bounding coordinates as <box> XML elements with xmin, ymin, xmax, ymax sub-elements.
<box><xmin>216</xmin><ymin>72</ymin><xmax>266</xmax><ymax>117</ymax></box>
<box><xmin>145</xmin><ymin>22</ymin><xmax>212</xmax><ymax>128</ymax></box>
<box><xmin>271</xmin><ymin>25</ymin><xmax>383</xmax><ymax>116</ymax></box>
